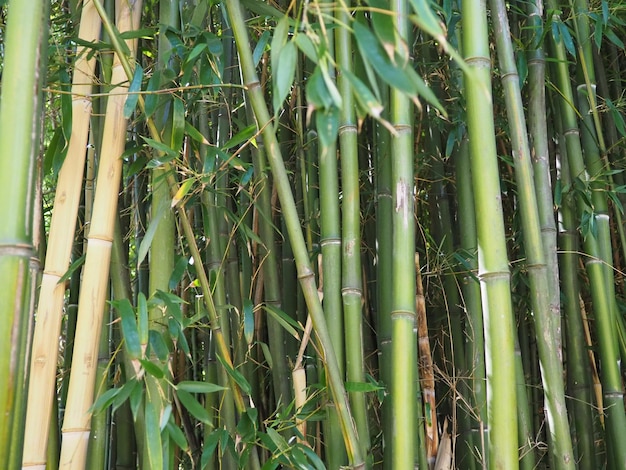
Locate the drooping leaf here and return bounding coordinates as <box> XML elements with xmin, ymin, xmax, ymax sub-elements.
<box><xmin>57</xmin><ymin>253</ymin><xmax>85</xmax><ymax>285</ymax></box>
<box><xmin>177</xmin><ymin>381</ymin><xmax>227</xmax><ymax>394</ymax></box>
<box><xmin>139</xmin><ymin>358</ymin><xmax>165</xmax><ymax>378</ymax></box>
<box><xmin>272</xmin><ymin>40</ymin><xmax>297</xmax><ymax>113</ymax></box>
<box><xmin>113</xmin><ymin>298</ymin><xmax>141</xmax><ymax>359</ymax></box>
<box><xmin>315</xmin><ymin>107</ymin><xmax>339</xmax><ymax>151</ymax></box>
<box><xmin>264</xmin><ymin>304</ymin><xmax>302</xmax><ymax>340</ymax></box>
<box><xmin>145</xmin><ymin>400</ymin><xmax>163</xmax><ymax>470</ymax></box>
<box><xmin>177</xmin><ymin>389</ymin><xmax>213</xmax><ymax>424</ymax></box>
<box><xmin>124</xmin><ymin>64</ymin><xmax>143</xmax><ymax>118</ymax></box>
<box><xmin>243</xmin><ymin>299</ymin><xmax>255</xmax><ymax>345</ymax></box>
<box><xmin>171</xmin><ymin>97</ymin><xmax>185</xmax><ymax>153</ymax></box>
<box><xmin>137</xmin><ymin>197</ymin><xmax>169</xmax><ymax>266</ymax></box>
<box><xmin>216</xmin><ymin>354</ymin><xmax>252</xmax><ymax>395</ymax></box>
<box><xmin>137</xmin><ymin>292</ymin><xmax>149</xmax><ymax>347</ymax></box>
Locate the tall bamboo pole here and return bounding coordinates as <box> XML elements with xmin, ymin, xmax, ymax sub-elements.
<box><xmin>491</xmin><ymin>0</ymin><xmax>574</xmax><ymax>466</ymax></box>
<box><xmin>22</xmin><ymin>2</ymin><xmax>101</xmax><ymax>467</ymax></box>
<box><xmin>335</xmin><ymin>0</ymin><xmax>371</xmax><ymax>461</ymax></box>
<box><xmin>546</xmin><ymin>4</ymin><xmax>626</xmax><ymax>464</ymax></box>
<box><xmin>224</xmin><ymin>1</ymin><xmax>364</xmax><ymax>466</ymax></box>
<box><xmin>461</xmin><ymin>0</ymin><xmax>519</xmax><ymax>467</ymax></box>
<box><xmin>59</xmin><ymin>2</ymin><xmax>143</xmax><ymax>467</ymax></box>
<box><xmin>388</xmin><ymin>1</ymin><xmax>420</xmax><ymax>467</ymax></box>
<box><xmin>0</xmin><ymin>0</ymin><xmax>47</xmax><ymax>465</ymax></box>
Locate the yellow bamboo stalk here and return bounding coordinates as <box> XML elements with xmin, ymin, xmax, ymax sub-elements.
<box><xmin>22</xmin><ymin>1</ymin><xmax>101</xmax><ymax>467</ymax></box>
<box><xmin>58</xmin><ymin>1</ymin><xmax>142</xmax><ymax>468</ymax></box>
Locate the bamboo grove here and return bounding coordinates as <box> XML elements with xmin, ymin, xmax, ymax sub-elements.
<box><xmin>1</xmin><ymin>0</ymin><xmax>626</xmax><ymax>468</ymax></box>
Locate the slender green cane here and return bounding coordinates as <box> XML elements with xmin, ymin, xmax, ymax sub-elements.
<box><xmin>0</xmin><ymin>0</ymin><xmax>47</xmax><ymax>465</ymax></box>
<box><xmin>491</xmin><ymin>0</ymin><xmax>575</xmax><ymax>466</ymax></box>
<box><xmin>335</xmin><ymin>0</ymin><xmax>371</xmax><ymax>461</ymax></box>
<box><xmin>546</xmin><ymin>5</ymin><xmax>626</xmax><ymax>465</ymax></box>
<box><xmin>557</xmin><ymin>129</ymin><xmax>597</xmax><ymax>470</ymax></box>
<box><xmin>224</xmin><ymin>1</ymin><xmax>364</xmax><ymax>465</ymax></box>
<box><xmin>462</xmin><ymin>0</ymin><xmax>519</xmax><ymax>466</ymax></box>
<box><xmin>388</xmin><ymin>1</ymin><xmax>420</xmax><ymax>468</ymax></box>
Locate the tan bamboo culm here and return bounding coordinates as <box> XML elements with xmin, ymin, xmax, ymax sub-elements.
<box><xmin>58</xmin><ymin>1</ymin><xmax>143</xmax><ymax>468</ymax></box>
<box><xmin>22</xmin><ymin>1</ymin><xmax>101</xmax><ymax>467</ymax></box>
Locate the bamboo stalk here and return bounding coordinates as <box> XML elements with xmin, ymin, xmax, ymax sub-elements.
<box><xmin>22</xmin><ymin>1</ymin><xmax>101</xmax><ymax>465</ymax></box>
<box><xmin>224</xmin><ymin>1</ymin><xmax>364</xmax><ymax>466</ymax></box>
<box><xmin>490</xmin><ymin>0</ymin><xmax>575</xmax><ymax>465</ymax></box>
<box><xmin>461</xmin><ymin>0</ymin><xmax>519</xmax><ymax>466</ymax></box>
<box><xmin>335</xmin><ymin>0</ymin><xmax>371</xmax><ymax>461</ymax></box>
<box><xmin>58</xmin><ymin>2</ymin><xmax>143</xmax><ymax>467</ymax></box>
<box><xmin>0</xmin><ymin>0</ymin><xmax>48</xmax><ymax>465</ymax></box>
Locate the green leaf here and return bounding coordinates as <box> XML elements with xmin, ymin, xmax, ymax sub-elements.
<box><xmin>557</xmin><ymin>21</ymin><xmax>575</xmax><ymax>56</ymax></box>
<box><xmin>169</xmin><ymin>256</ymin><xmax>189</xmax><ymax>291</ymax></box>
<box><xmin>272</xmin><ymin>41</ymin><xmax>297</xmax><ymax>113</ymax></box>
<box><xmin>345</xmin><ymin>381</ymin><xmax>385</xmax><ymax>393</ymax></box>
<box><xmin>124</xmin><ymin>64</ymin><xmax>144</xmax><ymax>118</ymax></box>
<box><xmin>315</xmin><ymin>107</ymin><xmax>339</xmax><ymax>151</ymax></box>
<box><xmin>129</xmin><ymin>381</ymin><xmax>143</xmax><ymax>419</ymax></box>
<box><xmin>59</xmin><ymin>68</ymin><xmax>72</xmax><ymax>142</ymax></box>
<box><xmin>145</xmin><ymin>400</ymin><xmax>163</xmax><ymax>470</ymax></box>
<box><xmin>113</xmin><ymin>299</ymin><xmax>141</xmax><ymax>359</ymax></box>
<box><xmin>185</xmin><ymin>121</ymin><xmax>209</xmax><ymax>145</ymax></box>
<box><xmin>139</xmin><ymin>358</ymin><xmax>165</xmax><ymax>378</ymax></box>
<box><xmin>149</xmin><ymin>330</ymin><xmax>170</xmax><ymax>362</ymax></box>
<box><xmin>243</xmin><ymin>299</ymin><xmax>255</xmax><ymax>345</ymax></box>
<box><xmin>112</xmin><ymin>379</ymin><xmax>139</xmax><ymax>414</ymax></box>
<box><xmin>171</xmin><ymin>97</ymin><xmax>185</xmax><ymax>153</ymax></box>
<box><xmin>341</xmin><ymin>68</ymin><xmax>383</xmax><ymax>118</ymax></box>
<box><xmin>216</xmin><ymin>355</ymin><xmax>252</xmax><ymax>395</ymax></box>
<box><xmin>177</xmin><ymin>381</ymin><xmax>227</xmax><ymax>394</ymax></box>
<box><xmin>306</xmin><ymin>66</ymin><xmax>334</xmax><ymax>110</ymax></box>
<box><xmin>138</xmin><ymin>292</ymin><xmax>148</xmax><ymax>346</ymax></box>
<box><xmin>57</xmin><ymin>253</ymin><xmax>85</xmax><ymax>285</ymax></box>
<box><xmin>294</xmin><ymin>33</ymin><xmax>318</xmax><ymax>63</ymax></box>
<box><xmin>143</xmin><ymin>136</ymin><xmax>178</xmax><ymax>159</ymax></box>
<box><xmin>43</xmin><ymin>127</ymin><xmax>66</xmax><ymax>176</ymax></box>
<box><xmin>263</xmin><ymin>304</ymin><xmax>302</xmax><ymax>340</ymax></box>
<box><xmin>90</xmin><ymin>387</ymin><xmax>119</xmax><ymax>414</ymax></box>
<box><xmin>144</xmin><ymin>71</ymin><xmax>160</xmax><ymax>119</ymax></box>
<box><xmin>223</xmin><ymin>124</ymin><xmax>257</xmax><ymax>150</ymax></box>
<box><xmin>166</xmin><ymin>419</ymin><xmax>189</xmax><ymax>451</ymax></box>
<box><xmin>177</xmin><ymin>389</ymin><xmax>213</xmax><ymax>424</ymax></box>
<box><xmin>266</xmin><ymin>427</ymin><xmax>289</xmax><ymax>453</ymax></box>
<box><xmin>137</xmin><ymin>197</ymin><xmax>169</xmax><ymax>266</ymax></box>
<box><xmin>253</xmin><ymin>30</ymin><xmax>271</xmax><ymax>67</ymax></box>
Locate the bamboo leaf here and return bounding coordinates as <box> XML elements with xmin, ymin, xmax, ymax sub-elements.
<box><xmin>90</xmin><ymin>387</ymin><xmax>119</xmax><ymax>414</ymax></box>
<box><xmin>43</xmin><ymin>127</ymin><xmax>66</xmax><ymax>176</ymax></box>
<box><xmin>57</xmin><ymin>253</ymin><xmax>85</xmax><ymax>285</ymax></box>
<box><xmin>124</xmin><ymin>64</ymin><xmax>143</xmax><ymax>118</ymax></box>
<box><xmin>340</xmin><ymin>67</ymin><xmax>383</xmax><ymax>118</ymax></box>
<box><xmin>137</xmin><ymin>197</ymin><xmax>169</xmax><ymax>266</ymax></box>
<box><xmin>170</xmin><ymin>97</ymin><xmax>185</xmax><ymax>154</ymax></box>
<box><xmin>137</xmin><ymin>292</ymin><xmax>148</xmax><ymax>347</ymax></box>
<box><xmin>169</xmin><ymin>256</ymin><xmax>189</xmax><ymax>290</ymax></box>
<box><xmin>177</xmin><ymin>389</ymin><xmax>213</xmax><ymax>424</ymax></box>
<box><xmin>172</xmin><ymin>178</ymin><xmax>195</xmax><ymax>208</ymax></box>
<box><xmin>244</xmin><ymin>299</ymin><xmax>255</xmax><ymax>345</ymax></box>
<box><xmin>166</xmin><ymin>419</ymin><xmax>189</xmax><ymax>451</ymax></box>
<box><xmin>216</xmin><ymin>354</ymin><xmax>251</xmax><ymax>395</ymax></box>
<box><xmin>345</xmin><ymin>381</ymin><xmax>384</xmax><ymax>393</ymax></box>
<box><xmin>315</xmin><ymin>107</ymin><xmax>339</xmax><ymax>150</ymax></box>
<box><xmin>139</xmin><ymin>358</ymin><xmax>165</xmax><ymax>378</ymax></box>
<box><xmin>144</xmin><ymin>71</ymin><xmax>160</xmax><ymax>119</ymax></box>
<box><xmin>113</xmin><ymin>299</ymin><xmax>142</xmax><ymax>360</ymax></box>
<box><xmin>177</xmin><ymin>381</ymin><xmax>227</xmax><ymax>394</ymax></box>
<box><xmin>272</xmin><ymin>40</ymin><xmax>297</xmax><ymax>113</ymax></box>
<box><xmin>145</xmin><ymin>400</ymin><xmax>163</xmax><ymax>470</ymax></box>
<box><xmin>263</xmin><ymin>304</ymin><xmax>302</xmax><ymax>340</ymax></box>
<box><xmin>294</xmin><ymin>33</ymin><xmax>318</xmax><ymax>63</ymax></box>
<box><xmin>59</xmin><ymin>68</ymin><xmax>72</xmax><ymax>142</ymax></box>
<box><xmin>253</xmin><ymin>30</ymin><xmax>271</xmax><ymax>67</ymax></box>
<box><xmin>148</xmin><ymin>330</ymin><xmax>170</xmax><ymax>362</ymax></box>
<box><xmin>223</xmin><ymin>124</ymin><xmax>257</xmax><ymax>150</ymax></box>
<box><xmin>185</xmin><ymin>121</ymin><xmax>209</xmax><ymax>145</ymax></box>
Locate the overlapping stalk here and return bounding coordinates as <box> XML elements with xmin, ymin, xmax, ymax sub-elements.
<box><xmin>490</xmin><ymin>0</ymin><xmax>574</xmax><ymax>466</ymax></box>
<box><xmin>461</xmin><ymin>0</ymin><xmax>518</xmax><ymax>467</ymax></box>
<box><xmin>335</xmin><ymin>0</ymin><xmax>371</xmax><ymax>460</ymax></box>
<box><xmin>21</xmin><ymin>2</ymin><xmax>101</xmax><ymax>466</ymax></box>
<box><xmin>389</xmin><ymin>1</ymin><xmax>420</xmax><ymax>467</ymax></box>
<box><xmin>546</xmin><ymin>3</ymin><xmax>626</xmax><ymax>465</ymax></box>
<box><xmin>224</xmin><ymin>1</ymin><xmax>364</xmax><ymax>466</ymax></box>
<box><xmin>58</xmin><ymin>2</ymin><xmax>143</xmax><ymax>467</ymax></box>
<box><xmin>0</xmin><ymin>0</ymin><xmax>47</xmax><ymax>465</ymax></box>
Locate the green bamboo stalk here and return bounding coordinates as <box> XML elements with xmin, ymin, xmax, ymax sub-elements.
<box><xmin>314</xmin><ymin>7</ymin><xmax>347</xmax><ymax>466</ymax></box>
<box><xmin>372</xmin><ymin>79</ymin><xmax>395</xmax><ymax>469</ymax></box>
<box><xmin>0</xmin><ymin>0</ymin><xmax>47</xmax><ymax>465</ymax></box>
<box><xmin>546</xmin><ymin>5</ymin><xmax>626</xmax><ymax>464</ymax></box>
<box><xmin>525</xmin><ymin>0</ymin><xmax>562</xmax><ymax>357</ymax></box>
<box><xmin>454</xmin><ymin>138</ymin><xmax>487</xmax><ymax>469</ymax></box>
<box><xmin>143</xmin><ymin>0</ymin><xmax>178</xmax><ymax>466</ymax></box>
<box><xmin>335</xmin><ymin>1</ymin><xmax>371</xmax><ymax>462</ymax></box>
<box><xmin>388</xmin><ymin>1</ymin><xmax>420</xmax><ymax>468</ymax></box>
<box><xmin>557</xmin><ymin>127</ymin><xmax>597</xmax><ymax>470</ymax></box>
<box><xmin>22</xmin><ymin>1</ymin><xmax>100</xmax><ymax>465</ymax></box>
<box><xmin>224</xmin><ymin>1</ymin><xmax>364</xmax><ymax>466</ymax></box>
<box><xmin>490</xmin><ymin>0</ymin><xmax>575</xmax><ymax>466</ymax></box>
<box><xmin>461</xmin><ymin>0</ymin><xmax>519</xmax><ymax>467</ymax></box>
